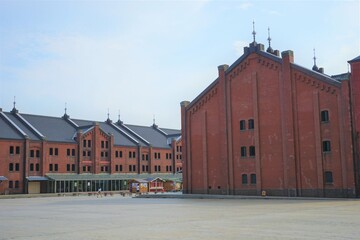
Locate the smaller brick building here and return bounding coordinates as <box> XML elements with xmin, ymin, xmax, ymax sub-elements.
<box><xmin>181</xmin><ymin>37</ymin><xmax>360</xmax><ymax>198</ymax></box>
<box><xmin>0</xmin><ymin>107</ymin><xmax>182</xmax><ymax>194</ymax></box>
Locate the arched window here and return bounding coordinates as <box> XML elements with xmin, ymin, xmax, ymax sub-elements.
<box><xmin>321</xmin><ymin>110</ymin><xmax>329</xmax><ymax>122</ymax></box>
<box><xmin>248</xmin><ymin>119</ymin><xmax>254</xmax><ymax>129</ymax></box>
<box><xmin>242</xmin><ymin>174</ymin><xmax>248</xmax><ymax>184</ymax></box>
<box><xmin>240</xmin><ymin>120</ymin><xmax>246</xmax><ymax>130</ymax></box>
<box><xmin>250</xmin><ymin>174</ymin><xmax>257</xmax><ymax>184</ymax></box>
<box><xmin>249</xmin><ymin>146</ymin><xmax>256</xmax><ymax>157</ymax></box>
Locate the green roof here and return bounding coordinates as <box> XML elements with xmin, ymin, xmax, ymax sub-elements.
<box><xmin>46</xmin><ymin>173</ymin><xmax>182</xmax><ymax>181</ymax></box>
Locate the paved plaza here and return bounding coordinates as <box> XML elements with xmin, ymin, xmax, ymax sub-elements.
<box><xmin>0</xmin><ymin>195</ymin><xmax>360</xmax><ymax>240</ymax></box>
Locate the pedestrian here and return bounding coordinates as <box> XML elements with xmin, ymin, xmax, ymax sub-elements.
<box><xmin>97</xmin><ymin>188</ymin><xmax>102</xmax><ymax>198</ymax></box>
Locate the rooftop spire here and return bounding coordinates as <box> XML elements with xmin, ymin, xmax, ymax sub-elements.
<box><xmin>312</xmin><ymin>48</ymin><xmax>319</xmax><ymax>71</ymax></box>
<box><xmin>266</xmin><ymin>27</ymin><xmax>273</xmax><ymax>53</ymax></box>
<box><xmin>252</xmin><ymin>20</ymin><xmax>256</xmax><ymax>43</ymax></box>
<box><xmin>116</xmin><ymin>109</ymin><xmax>123</xmax><ymax>125</ymax></box>
<box><xmin>63</xmin><ymin>102</ymin><xmax>69</xmax><ymax>118</ymax></box>
<box><xmin>107</xmin><ymin>108</ymin><xmax>110</xmax><ymax>120</ymax></box>
<box><xmin>11</xmin><ymin>96</ymin><xmax>18</xmax><ymax>113</ymax></box>
<box><xmin>153</xmin><ymin>114</ymin><xmax>156</xmax><ymax>125</ymax></box>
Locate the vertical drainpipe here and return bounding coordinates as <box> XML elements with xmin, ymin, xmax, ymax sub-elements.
<box><xmin>23</xmin><ymin>136</ymin><xmax>29</xmax><ymax>194</ymax></box>
<box><xmin>180</xmin><ymin>101</ymin><xmax>190</xmax><ymax>193</ymax></box>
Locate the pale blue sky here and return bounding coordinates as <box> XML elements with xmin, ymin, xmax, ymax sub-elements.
<box><xmin>0</xmin><ymin>0</ymin><xmax>359</xmax><ymax>129</ymax></box>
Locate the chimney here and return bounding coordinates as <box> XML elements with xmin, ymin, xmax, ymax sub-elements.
<box><xmin>281</xmin><ymin>50</ymin><xmax>294</xmax><ymax>64</ymax></box>
<box><xmin>319</xmin><ymin>67</ymin><xmax>324</xmax><ymax>74</ymax></box>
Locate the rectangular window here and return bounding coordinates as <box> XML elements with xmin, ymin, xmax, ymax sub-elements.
<box><xmin>55</xmin><ymin>148</ymin><xmax>58</xmax><ymax>156</ymax></box>
<box><xmin>129</xmin><ymin>165</ymin><xmax>132</xmax><ymax>172</ymax></box>
<box><xmin>325</xmin><ymin>171</ymin><xmax>333</xmax><ymax>184</ymax></box>
<box><xmin>49</xmin><ymin>148</ymin><xmax>53</xmax><ymax>156</ymax></box>
<box><xmin>169</xmin><ymin>153</ymin><xmax>172</xmax><ymax>159</ymax></box>
<box><xmin>242</xmin><ymin>174</ymin><xmax>248</xmax><ymax>184</ymax></box>
<box><xmin>106</xmin><ymin>141</ymin><xmax>109</xmax><ymax>149</ymax></box>
<box><xmin>83</xmin><ymin>166</ymin><xmax>86</xmax><ymax>172</ymax></box>
<box><xmin>249</xmin><ymin>146</ymin><xmax>255</xmax><ymax>157</ymax></box>
<box><xmin>36</xmin><ymin>150</ymin><xmax>40</xmax><ymax>158</ymax></box>
<box><xmin>67</xmin><ymin>164</ymin><xmax>70</xmax><ymax>172</ymax></box>
<box><xmin>116</xmin><ymin>151</ymin><xmax>119</xmax><ymax>158</ymax></box>
<box><xmin>36</xmin><ymin>164</ymin><xmax>40</xmax><ymax>171</ymax></box>
<box><xmin>83</xmin><ymin>151</ymin><xmax>86</xmax><ymax>157</ymax></box>
<box><xmin>166</xmin><ymin>153</ymin><xmax>169</xmax><ymax>159</ymax></box>
<box><xmin>30</xmin><ymin>163</ymin><xmax>34</xmax><ymax>171</ymax></box>
<box><xmin>88</xmin><ymin>166</ymin><xmax>91</xmax><ymax>172</ymax></box>
<box><xmin>166</xmin><ymin>166</ymin><xmax>169</xmax><ymax>172</ymax></box>
<box><xmin>101</xmin><ymin>141</ymin><xmax>104</xmax><ymax>148</ymax></box>
<box><xmin>250</xmin><ymin>174</ymin><xmax>256</xmax><ymax>184</ymax></box>
<box><xmin>67</xmin><ymin>149</ymin><xmax>70</xmax><ymax>156</ymax></box>
<box><xmin>15</xmin><ymin>163</ymin><xmax>19</xmax><ymax>171</ymax></box>
<box><xmin>9</xmin><ymin>181</ymin><xmax>13</xmax><ymax>189</ymax></box>
<box><xmin>87</xmin><ymin>151</ymin><xmax>91</xmax><ymax>157</ymax></box>
<box><xmin>158</xmin><ymin>153</ymin><xmax>161</xmax><ymax>159</ymax></box>
<box><xmin>154</xmin><ymin>152</ymin><xmax>157</xmax><ymax>159</ymax></box>
<box><xmin>323</xmin><ymin>140</ymin><xmax>331</xmax><ymax>152</ymax></box>
<box><xmin>83</xmin><ymin>140</ymin><xmax>87</xmax><ymax>148</ymax></box>
<box><xmin>55</xmin><ymin>164</ymin><xmax>58</xmax><ymax>172</ymax></box>
<box><xmin>72</xmin><ymin>164</ymin><xmax>75</xmax><ymax>172</ymax></box>
<box><xmin>155</xmin><ymin>166</ymin><xmax>158</xmax><ymax>172</ymax></box>
<box><xmin>321</xmin><ymin>110</ymin><xmax>329</xmax><ymax>122</ymax></box>
<box><xmin>87</xmin><ymin>140</ymin><xmax>91</xmax><ymax>148</ymax></box>
<box><xmin>169</xmin><ymin>165</ymin><xmax>172</xmax><ymax>172</ymax></box>
<box><xmin>248</xmin><ymin>119</ymin><xmax>254</xmax><ymax>129</ymax></box>
<box><xmin>132</xmin><ymin>151</ymin><xmax>136</xmax><ymax>158</ymax></box>
<box><xmin>241</xmin><ymin>147</ymin><xmax>247</xmax><ymax>157</ymax></box>
<box><xmin>15</xmin><ymin>180</ymin><xmax>19</xmax><ymax>189</ymax></box>
<box><xmin>146</xmin><ymin>154</ymin><xmax>149</xmax><ymax>161</ymax></box>
<box><xmin>49</xmin><ymin>164</ymin><xmax>53</xmax><ymax>171</ymax></box>
<box><xmin>16</xmin><ymin>146</ymin><xmax>20</xmax><ymax>154</ymax></box>
<box><xmin>180</xmin><ymin>146</ymin><xmax>182</xmax><ymax>152</ymax></box>
<box><xmin>142</xmin><ymin>165</ymin><xmax>145</xmax><ymax>172</ymax></box>
<box><xmin>120</xmin><ymin>165</ymin><xmax>123</xmax><ymax>172</ymax></box>
<box><xmin>142</xmin><ymin>154</ymin><xmax>145</xmax><ymax>161</ymax></box>
<box><xmin>177</xmin><ymin>146</ymin><xmax>179</xmax><ymax>152</ymax></box>
<box><xmin>133</xmin><ymin>165</ymin><xmax>136</xmax><ymax>172</ymax></box>
<box><xmin>116</xmin><ymin>165</ymin><xmax>119</xmax><ymax>171</ymax></box>
<box><xmin>101</xmin><ymin>152</ymin><xmax>104</xmax><ymax>157</ymax></box>
<box><xmin>72</xmin><ymin>149</ymin><xmax>75</xmax><ymax>156</ymax></box>
<box><xmin>158</xmin><ymin>166</ymin><xmax>161</xmax><ymax>172</ymax></box>
<box><xmin>146</xmin><ymin>165</ymin><xmax>149</xmax><ymax>171</ymax></box>
<box><xmin>240</xmin><ymin>120</ymin><xmax>246</xmax><ymax>130</ymax></box>
<box><xmin>30</xmin><ymin>150</ymin><xmax>35</xmax><ymax>158</ymax></box>
<box><xmin>9</xmin><ymin>146</ymin><xmax>14</xmax><ymax>155</ymax></box>
<box><xmin>9</xmin><ymin>163</ymin><xmax>14</xmax><ymax>171</ymax></box>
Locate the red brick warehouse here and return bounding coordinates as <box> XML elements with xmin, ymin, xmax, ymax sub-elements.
<box><xmin>0</xmin><ymin>107</ymin><xmax>182</xmax><ymax>194</ymax></box>
<box><xmin>181</xmin><ymin>30</ymin><xmax>360</xmax><ymax>198</ymax></box>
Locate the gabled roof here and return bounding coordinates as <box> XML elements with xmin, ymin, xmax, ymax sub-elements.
<box><xmin>0</xmin><ymin>113</ymin><xmax>27</xmax><ymax>140</ymax></box>
<box><xmin>292</xmin><ymin>63</ymin><xmax>341</xmax><ymax>87</ymax></box>
<box><xmin>187</xmin><ymin>41</ymin><xmax>344</xmax><ymax>110</ymax></box>
<box><xmin>3</xmin><ymin>112</ymin><xmax>41</xmax><ymax>140</ymax></box>
<box><xmin>125</xmin><ymin>124</ymin><xmax>172</xmax><ymax>149</ymax></box>
<box><xmin>331</xmin><ymin>73</ymin><xmax>350</xmax><ymax>81</ymax></box>
<box><xmin>159</xmin><ymin>128</ymin><xmax>181</xmax><ymax>136</ymax></box>
<box><xmin>349</xmin><ymin>55</ymin><xmax>360</xmax><ymax>63</ymax></box>
<box><xmin>21</xmin><ymin>113</ymin><xmax>77</xmax><ymax>142</ymax></box>
<box><xmin>0</xmin><ymin>110</ymin><xmax>179</xmax><ymax>148</ymax></box>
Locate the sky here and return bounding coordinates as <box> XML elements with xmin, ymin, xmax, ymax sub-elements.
<box><xmin>0</xmin><ymin>0</ymin><xmax>359</xmax><ymax>129</ymax></box>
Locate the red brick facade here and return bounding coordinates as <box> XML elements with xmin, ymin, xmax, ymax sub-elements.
<box><xmin>181</xmin><ymin>41</ymin><xmax>360</xmax><ymax>198</ymax></box>
<box><xmin>0</xmin><ymin>112</ymin><xmax>182</xmax><ymax>194</ymax></box>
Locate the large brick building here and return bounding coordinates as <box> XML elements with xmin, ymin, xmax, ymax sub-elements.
<box><xmin>181</xmin><ymin>37</ymin><xmax>360</xmax><ymax>197</ymax></box>
<box><xmin>0</xmin><ymin>108</ymin><xmax>182</xmax><ymax>194</ymax></box>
